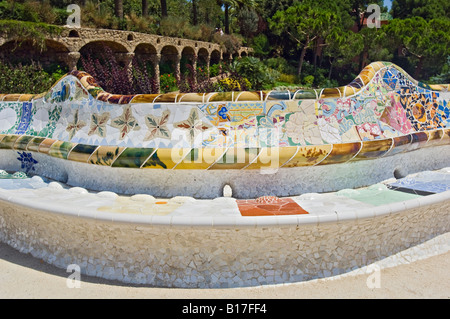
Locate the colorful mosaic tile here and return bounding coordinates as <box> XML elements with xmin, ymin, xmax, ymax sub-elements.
<box><xmin>237</xmin><ymin>196</ymin><xmax>309</xmax><ymax>216</ymax></box>
<box><xmin>0</xmin><ymin>61</ymin><xmax>448</xmax><ymax>172</ymax></box>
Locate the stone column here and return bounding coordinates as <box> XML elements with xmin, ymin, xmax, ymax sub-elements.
<box><xmin>206</xmin><ymin>56</ymin><xmax>210</xmax><ymax>79</ymax></box>
<box><xmin>116</xmin><ymin>52</ymin><xmax>135</xmax><ymax>82</ymax></box>
<box><xmin>175</xmin><ymin>52</ymin><xmax>181</xmax><ymax>84</ymax></box>
<box><xmin>192</xmin><ymin>54</ymin><xmax>198</xmax><ymax>86</ymax></box>
<box><xmin>151</xmin><ymin>53</ymin><xmax>161</xmax><ymax>93</ymax></box>
<box><xmin>66</xmin><ymin>51</ymin><xmax>80</xmax><ymax>71</ymax></box>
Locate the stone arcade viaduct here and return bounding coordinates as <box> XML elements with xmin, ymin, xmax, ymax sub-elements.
<box><xmin>0</xmin><ymin>27</ymin><xmax>253</xmax><ymax>92</ymax></box>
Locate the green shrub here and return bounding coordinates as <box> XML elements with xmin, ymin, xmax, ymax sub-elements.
<box><xmin>0</xmin><ymin>19</ymin><xmax>63</xmax><ymax>51</ymax></box>
<box><xmin>160</xmin><ymin>73</ymin><xmax>178</xmax><ymax>93</ymax></box>
<box><xmin>278</xmin><ymin>73</ymin><xmax>297</xmax><ymax>84</ymax></box>
<box><xmin>233</xmin><ymin>56</ymin><xmax>279</xmax><ymax>90</ymax></box>
<box><xmin>303</xmin><ymin>75</ymin><xmax>314</xmax><ymax>87</ymax></box>
<box><xmin>0</xmin><ymin>61</ymin><xmax>63</xmax><ymax>94</ymax></box>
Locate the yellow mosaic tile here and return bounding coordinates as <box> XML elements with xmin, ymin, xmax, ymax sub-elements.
<box><xmin>67</xmin><ymin>144</ymin><xmax>98</xmax><ymax>163</ymax></box>
<box><xmin>209</xmin><ymin>147</ymin><xmax>259</xmax><ymax>169</ymax></box>
<box><xmin>282</xmin><ymin>145</ymin><xmax>332</xmax><ymax>167</ymax></box>
<box><xmin>130</xmin><ymin>94</ymin><xmax>160</xmax><ymax>103</ymax></box>
<box><xmin>142</xmin><ymin>148</ymin><xmax>192</xmax><ymax>169</ymax></box>
<box><xmin>175</xmin><ymin>147</ymin><xmax>226</xmax><ymax>169</ymax></box>
<box><xmin>317</xmin><ymin>142</ymin><xmax>362</xmax><ymax>165</ymax></box>
<box><xmin>26</xmin><ymin>137</ymin><xmax>46</xmax><ymax>152</ymax></box>
<box><xmin>38</xmin><ymin>138</ymin><xmax>57</xmax><ymax>154</ymax></box>
<box><xmin>424</xmin><ymin>129</ymin><xmax>444</xmax><ymax>148</ymax></box>
<box><xmin>351</xmin><ymin>138</ymin><xmax>393</xmax><ymax>161</ymax></box>
<box><xmin>89</xmin><ymin>146</ymin><xmax>124</xmax><ymax>166</ymax></box>
<box><xmin>2</xmin><ymin>94</ymin><xmax>21</xmax><ymax>102</ymax></box>
<box><xmin>246</xmin><ymin>146</ymin><xmax>298</xmax><ymax>169</ymax></box>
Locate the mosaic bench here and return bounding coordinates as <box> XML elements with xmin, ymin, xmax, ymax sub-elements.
<box><xmin>0</xmin><ymin>61</ymin><xmax>449</xmax><ymax>287</ymax></box>
<box><xmin>0</xmin><ymin>61</ymin><xmax>449</xmax><ymax>198</ymax></box>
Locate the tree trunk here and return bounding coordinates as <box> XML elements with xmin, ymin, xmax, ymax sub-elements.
<box><xmin>297</xmin><ymin>44</ymin><xmax>308</xmax><ymax>78</ymax></box>
<box><xmin>328</xmin><ymin>59</ymin><xmax>334</xmax><ymax>80</ymax></box>
<box><xmin>114</xmin><ymin>0</ymin><xmax>123</xmax><ymax>19</ymax></box>
<box><xmin>161</xmin><ymin>0</ymin><xmax>168</xmax><ymax>17</ymax></box>
<box><xmin>224</xmin><ymin>4</ymin><xmax>230</xmax><ymax>34</ymax></box>
<box><xmin>142</xmin><ymin>0</ymin><xmax>148</xmax><ymax>17</ymax></box>
<box><xmin>414</xmin><ymin>56</ymin><xmax>424</xmax><ymax>80</ymax></box>
<box><xmin>192</xmin><ymin>0</ymin><xmax>198</xmax><ymax>25</ymax></box>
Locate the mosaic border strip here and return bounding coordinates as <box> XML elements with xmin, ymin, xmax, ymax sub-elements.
<box><xmin>0</xmin><ymin>128</ymin><xmax>448</xmax><ymax>169</ymax></box>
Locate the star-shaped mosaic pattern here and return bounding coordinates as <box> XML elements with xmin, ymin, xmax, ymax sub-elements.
<box><xmin>88</xmin><ymin>112</ymin><xmax>110</xmax><ymax>137</ymax></box>
<box><xmin>110</xmin><ymin>105</ymin><xmax>140</xmax><ymax>140</ymax></box>
<box><xmin>66</xmin><ymin>109</ymin><xmax>86</xmax><ymax>140</ymax></box>
<box><xmin>173</xmin><ymin>108</ymin><xmax>212</xmax><ymax>145</ymax></box>
<box><xmin>144</xmin><ymin>110</ymin><xmax>171</xmax><ymax>141</ymax></box>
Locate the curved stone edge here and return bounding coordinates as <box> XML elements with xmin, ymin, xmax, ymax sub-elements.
<box><xmin>0</xmin><ymin>194</ymin><xmax>448</xmax><ymax>287</ymax></box>
<box><xmin>0</xmin><ymin>174</ymin><xmax>449</xmax><ymax>227</ymax></box>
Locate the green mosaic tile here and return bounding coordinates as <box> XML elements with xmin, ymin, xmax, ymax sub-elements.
<box><xmin>141</xmin><ymin>149</ymin><xmax>169</xmax><ymax>169</ymax></box>
<box><xmin>49</xmin><ymin>141</ymin><xmax>76</xmax><ymax>159</ymax></box>
<box><xmin>0</xmin><ymin>135</ymin><xmax>20</xmax><ymax>149</ymax></box>
<box><xmin>27</xmin><ymin>137</ymin><xmax>46</xmax><ymax>152</ymax></box>
<box><xmin>67</xmin><ymin>144</ymin><xmax>98</xmax><ymax>163</ymax></box>
<box><xmin>112</xmin><ymin>147</ymin><xmax>155</xmax><ymax>168</ymax></box>
<box><xmin>13</xmin><ymin>135</ymin><xmax>34</xmax><ymax>151</ymax></box>
<box><xmin>89</xmin><ymin>146</ymin><xmax>124</xmax><ymax>166</ymax></box>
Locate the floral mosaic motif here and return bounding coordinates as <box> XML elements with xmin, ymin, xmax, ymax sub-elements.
<box><xmin>16</xmin><ymin>151</ymin><xmax>38</xmax><ymax>174</ymax></box>
<box><xmin>173</xmin><ymin>108</ymin><xmax>212</xmax><ymax>145</ymax></box>
<box><xmin>66</xmin><ymin>109</ymin><xmax>86</xmax><ymax>140</ymax></box>
<box><xmin>144</xmin><ymin>110</ymin><xmax>171</xmax><ymax>141</ymax></box>
<box><xmin>88</xmin><ymin>112</ymin><xmax>110</xmax><ymax>137</ymax></box>
<box><xmin>110</xmin><ymin>105</ymin><xmax>140</xmax><ymax>140</ymax></box>
<box><xmin>284</xmin><ymin>112</ymin><xmax>322</xmax><ymax>146</ymax></box>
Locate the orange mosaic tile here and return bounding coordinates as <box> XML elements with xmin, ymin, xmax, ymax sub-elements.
<box><xmin>237</xmin><ymin>196</ymin><xmax>308</xmax><ymax>216</ymax></box>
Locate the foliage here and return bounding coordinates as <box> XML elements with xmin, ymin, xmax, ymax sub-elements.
<box><xmin>159</xmin><ymin>73</ymin><xmax>177</xmax><ymax>93</ymax></box>
<box><xmin>391</xmin><ymin>0</ymin><xmax>450</xmax><ymax>20</ymax></box>
<box><xmin>216</xmin><ymin>77</ymin><xmax>251</xmax><ymax>92</ymax></box>
<box><xmin>212</xmin><ymin>32</ymin><xmax>243</xmax><ymax>54</ymax></box>
<box><xmin>236</xmin><ymin>6</ymin><xmax>258</xmax><ymax>38</ymax></box>
<box><xmin>0</xmin><ymin>60</ymin><xmax>64</xmax><ymax>94</ymax></box>
<box><xmin>323</xmin><ymin>29</ymin><xmax>364</xmax><ymax>79</ymax></box>
<box><xmin>250</xmin><ymin>33</ymin><xmax>270</xmax><ymax>58</ymax></box>
<box><xmin>383</xmin><ymin>17</ymin><xmax>450</xmax><ymax>79</ymax></box>
<box><xmin>80</xmin><ymin>45</ymin><xmax>159</xmax><ymax>94</ymax></box>
<box><xmin>0</xmin><ymin>19</ymin><xmax>62</xmax><ymax>51</ymax></box>
<box><xmin>268</xmin><ymin>2</ymin><xmax>341</xmax><ymax>76</ymax></box>
<box><xmin>229</xmin><ymin>56</ymin><xmax>278</xmax><ymax>90</ymax></box>
<box><xmin>428</xmin><ymin>56</ymin><xmax>450</xmax><ymax>84</ymax></box>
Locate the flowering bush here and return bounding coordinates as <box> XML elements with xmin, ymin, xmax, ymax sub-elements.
<box><xmin>160</xmin><ymin>73</ymin><xmax>178</xmax><ymax>93</ymax></box>
<box><xmin>216</xmin><ymin>77</ymin><xmax>251</xmax><ymax>91</ymax></box>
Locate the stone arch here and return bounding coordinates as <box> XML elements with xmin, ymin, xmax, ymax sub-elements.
<box><xmin>68</xmin><ymin>29</ymin><xmax>80</xmax><ymax>38</ymax></box>
<box><xmin>77</xmin><ymin>40</ymin><xmax>133</xmax><ymax>75</ymax></box>
<box><xmin>181</xmin><ymin>46</ymin><xmax>196</xmax><ymax>73</ymax></box>
<box><xmin>79</xmin><ymin>40</ymin><xmax>129</xmax><ymax>55</ymax></box>
<box><xmin>197</xmin><ymin>47</ymin><xmax>209</xmax><ymax>65</ymax></box>
<box><xmin>0</xmin><ymin>39</ymin><xmax>70</xmax><ymax>68</ymax></box>
<box><xmin>210</xmin><ymin>49</ymin><xmax>221</xmax><ymax>65</ymax></box>
<box><xmin>160</xmin><ymin>45</ymin><xmax>181</xmax><ymax>80</ymax></box>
